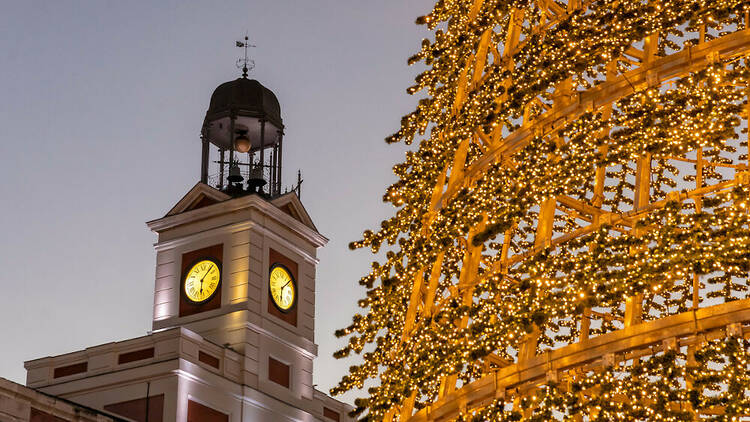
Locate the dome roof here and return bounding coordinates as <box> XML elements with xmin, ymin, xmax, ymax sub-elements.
<box><xmin>204</xmin><ymin>78</ymin><xmax>283</xmax><ymax>128</ymax></box>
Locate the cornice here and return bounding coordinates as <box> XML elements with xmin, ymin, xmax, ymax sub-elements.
<box><xmin>151</xmin><ymin>307</ymin><xmax>318</xmax><ymax>358</ymax></box>
<box><xmin>243</xmin><ymin>320</ymin><xmax>318</xmax><ymax>359</ymax></box>
<box><xmin>147</xmin><ymin>194</ymin><xmax>328</xmax><ymax>248</ymax></box>
<box><xmin>151</xmin><ymin>220</ymin><xmax>319</xmax><ymax>265</ymax></box>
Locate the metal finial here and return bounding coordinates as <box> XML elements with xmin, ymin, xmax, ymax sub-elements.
<box><xmin>236</xmin><ymin>33</ymin><xmax>256</xmax><ymax>78</ymax></box>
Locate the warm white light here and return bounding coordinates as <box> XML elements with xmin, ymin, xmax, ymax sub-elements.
<box><xmin>235</xmin><ymin>135</ymin><xmax>251</xmax><ymax>153</ymax></box>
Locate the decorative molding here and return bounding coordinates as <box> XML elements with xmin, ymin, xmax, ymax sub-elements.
<box><xmin>151</xmin><ymin>309</ymin><xmax>318</xmax><ymax>358</ymax></box>
<box><xmin>270</xmin><ymin>193</ymin><xmax>318</xmax><ymax>232</ymax></box>
<box><xmin>152</xmin><ymin>221</ymin><xmax>254</xmax><ymax>251</ymax></box>
<box><xmin>244</xmin><ymin>321</ymin><xmax>318</xmax><ymax>359</ymax></box>
<box><xmin>166</xmin><ymin>182</ymin><xmax>232</xmax><ymax>217</ymax></box>
<box><xmin>147</xmin><ymin>192</ymin><xmax>328</xmax><ymax>249</ymax></box>
<box><xmin>152</xmin><ymin>220</ymin><xmax>320</xmax><ymax>266</ymax></box>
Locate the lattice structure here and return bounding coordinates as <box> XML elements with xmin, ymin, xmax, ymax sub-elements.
<box><xmin>335</xmin><ymin>1</ymin><xmax>750</xmax><ymax>420</ymax></box>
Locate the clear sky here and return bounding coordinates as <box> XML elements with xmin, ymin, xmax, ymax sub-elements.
<box><xmin>0</xmin><ymin>1</ymin><xmax>432</xmax><ymax>404</ymax></box>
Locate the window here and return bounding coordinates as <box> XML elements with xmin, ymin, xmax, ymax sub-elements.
<box><xmin>104</xmin><ymin>394</ymin><xmax>164</xmax><ymax>422</ymax></box>
<box><xmin>52</xmin><ymin>362</ymin><xmax>87</xmax><ymax>379</ymax></box>
<box><xmin>118</xmin><ymin>347</ymin><xmax>155</xmax><ymax>364</ymax></box>
<box><xmin>323</xmin><ymin>407</ymin><xmax>341</xmax><ymax>421</ymax></box>
<box><xmin>187</xmin><ymin>400</ymin><xmax>228</xmax><ymax>422</ymax></box>
<box><xmin>268</xmin><ymin>356</ymin><xmax>290</xmax><ymax>388</ymax></box>
<box><xmin>30</xmin><ymin>408</ymin><xmax>67</xmax><ymax>422</ymax></box>
<box><xmin>198</xmin><ymin>351</ymin><xmax>220</xmax><ymax>368</ymax></box>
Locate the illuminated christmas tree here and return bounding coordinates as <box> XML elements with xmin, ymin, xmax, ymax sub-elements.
<box><xmin>334</xmin><ymin>1</ymin><xmax>750</xmax><ymax>420</ymax></box>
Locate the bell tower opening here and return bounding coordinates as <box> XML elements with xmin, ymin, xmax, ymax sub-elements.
<box><xmin>200</xmin><ymin>47</ymin><xmax>297</xmax><ymax>198</ymax></box>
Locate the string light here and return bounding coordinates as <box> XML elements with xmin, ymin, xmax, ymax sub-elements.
<box><xmin>333</xmin><ymin>1</ymin><xmax>750</xmax><ymax>420</ymax></box>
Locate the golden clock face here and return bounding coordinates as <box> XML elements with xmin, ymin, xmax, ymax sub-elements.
<box><xmin>269</xmin><ymin>264</ymin><xmax>295</xmax><ymax>311</ymax></box>
<box><xmin>184</xmin><ymin>259</ymin><xmax>221</xmax><ymax>303</ymax></box>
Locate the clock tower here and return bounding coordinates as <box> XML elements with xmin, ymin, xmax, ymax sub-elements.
<box><xmin>23</xmin><ymin>70</ymin><xmax>351</xmax><ymax>422</ymax></box>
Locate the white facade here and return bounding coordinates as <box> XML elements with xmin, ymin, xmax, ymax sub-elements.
<box><xmin>24</xmin><ymin>185</ymin><xmax>352</xmax><ymax>422</ymax></box>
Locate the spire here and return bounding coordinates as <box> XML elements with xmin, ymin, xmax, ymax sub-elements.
<box><xmin>235</xmin><ymin>34</ymin><xmax>255</xmax><ymax>78</ymax></box>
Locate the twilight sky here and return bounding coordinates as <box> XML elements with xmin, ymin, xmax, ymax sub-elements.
<box><xmin>0</xmin><ymin>1</ymin><xmax>433</xmax><ymax>404</ymax></box>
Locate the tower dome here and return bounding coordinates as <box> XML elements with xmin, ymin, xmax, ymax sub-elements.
<box><xmin>202</xmin><ymin>78</ymin><xmax>284</xmax><ymax>152</ymax></box>
<box><xmin>205</xmin><ymin>78</ymin><xmax>283</xmax><ymax>129</ymax></box>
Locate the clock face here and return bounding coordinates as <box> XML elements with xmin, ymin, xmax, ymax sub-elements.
<box><xmin>269</xmin><ymin>264</ymin><xmax>296</xmax><ymax>312</ymax></box>
<box><xmin>184</xmin><ymin>258</ymin><xmax>221</xmax><ymax>304</ymax></box>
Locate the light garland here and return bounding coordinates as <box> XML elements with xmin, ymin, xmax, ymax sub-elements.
<box><xmin>458</xmin><ymin>337</ymin><xmax>750</xmax><ymax>421</ymax></box>
<box><xmin>333</xmin><ymin>1</ymin><xmax>750</xmax><ymax>420</ymax></box>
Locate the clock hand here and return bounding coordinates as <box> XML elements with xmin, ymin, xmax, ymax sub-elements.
<box><xmin>280</xmin><ymin>280</ymin><xmax>292</xmax><ymax>304</ymax></box>
<box><xmin>199</xmin><ymin>266</ymin><xmax>212</xmax><ymax>294</ymax></box>
<box><xmin>200</xmin><ymin>267</ymin><xmax>212</xmax><ymax>282</ymax></box>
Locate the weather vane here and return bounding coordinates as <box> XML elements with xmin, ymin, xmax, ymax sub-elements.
<box><xmin>236</xmin><ymin>33</ymin><xmax>256</xmax><ymax>78</ymax></box>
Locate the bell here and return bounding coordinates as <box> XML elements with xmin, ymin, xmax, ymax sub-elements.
<box><xmin>249</xmin><ymin>163</ymin><xmax>263</xmax><ymax>181</ymax></box>
<box><xmin>234</xmin><ymin>134</ymin><xmax>251</xmax><ymax>153</ymax></box>
<box><xmin>227</xmin><ymin>164</ymin><xmax>244</xmax><ymax>183</ymax></box>
<box><xmin>247</xmin><ymin>162</ymin><xmax>267</xmax><ymax>193</ymax></box>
